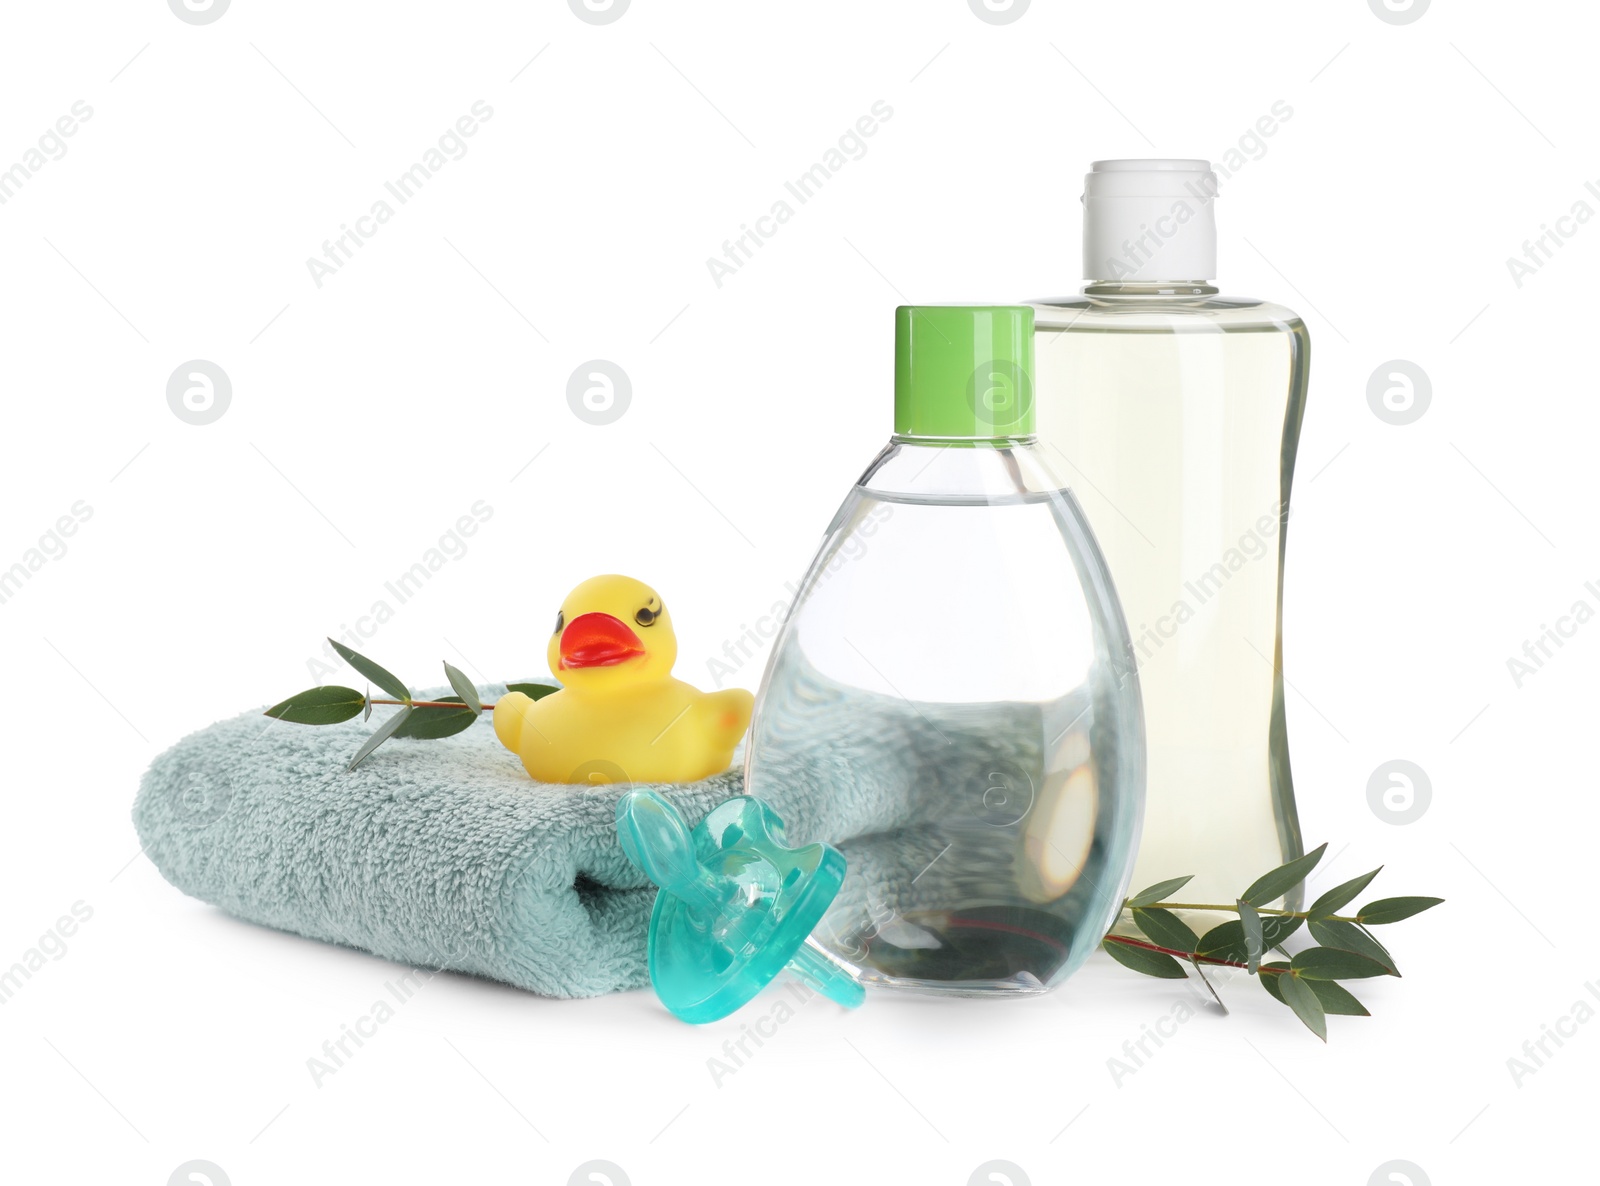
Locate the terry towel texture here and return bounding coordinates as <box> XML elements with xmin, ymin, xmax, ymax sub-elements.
<box><xmin>134</xmin><ymin>681</ymin><xmax>895</xmax><ymax>998</ymax></box>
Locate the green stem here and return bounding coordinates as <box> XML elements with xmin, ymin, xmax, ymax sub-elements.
<box><xmin>1139</xmin><ymin>901</ymin><xmax>1355</xmax><ymax>924</ymax></box>
<box><xmin>369</xmin><ymin>697</ymin><xmax>494</xmax><ymax>712</ymax></box>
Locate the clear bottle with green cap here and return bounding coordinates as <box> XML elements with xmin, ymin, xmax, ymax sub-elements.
<box><xmin>744</xmin><ymin>305</ymin><xmax>1145</xmax><ymax>995</ymax></box>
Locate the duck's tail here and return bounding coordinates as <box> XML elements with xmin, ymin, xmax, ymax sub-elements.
<box><xmin>492</xmin><ymin>690</ymin><xmax>533</xmax><ymax>753</ymax></box>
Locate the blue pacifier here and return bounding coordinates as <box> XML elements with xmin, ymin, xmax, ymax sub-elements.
<box><xmin>615</xmin><ymin>790</ymin><xmax>865</xmax><ymax>1024</ymax></box>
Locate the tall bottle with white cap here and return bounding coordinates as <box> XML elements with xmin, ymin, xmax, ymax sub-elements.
<box><xmin>1032</xmin><ymin>160</ymin><xmax>1311</xmax><ymax>909</ymax></box>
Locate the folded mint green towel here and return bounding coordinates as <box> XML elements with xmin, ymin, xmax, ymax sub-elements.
<box><xmin>132</xmin><ymin>682</ymin><xmax>754</xmax><ymax>999</ymax></box>
<box><xmin>133</xmin><ymin>674</ymin><xmax>1031</xmax><ymax>998</ymax></box>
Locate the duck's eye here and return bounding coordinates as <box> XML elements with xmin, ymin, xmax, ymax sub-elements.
<box><xmin>553</xmin><ymin>610</ymin><xmax>565</xmax><ymax>635</ymax></box>
<box><xmin>635</xmin><ymin>599</ymin><xmax>662</xmax><ymax>628</ymax></box>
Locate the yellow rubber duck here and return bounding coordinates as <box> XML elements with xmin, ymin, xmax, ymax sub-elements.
<box><xmin>493</xmin><ymin>575</ymin><xmax>755</xmax><ymax>785</ymax></box>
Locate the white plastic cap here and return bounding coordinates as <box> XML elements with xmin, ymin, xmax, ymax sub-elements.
<box><xmin>1082</xmin><ymin>159</ymin><xmax>1219</xmax><ymax>283</ymax></box>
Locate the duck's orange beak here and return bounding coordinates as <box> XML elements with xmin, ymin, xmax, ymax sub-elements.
<box><xmin>559</xmin><ymin>612</ymin><xmax>646</xmax><ymax>669</ymax></box>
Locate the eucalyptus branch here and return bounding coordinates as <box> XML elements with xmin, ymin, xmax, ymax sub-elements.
<box><xmin>264</xmin><ymin>639</ymin><xmax>557</xmax><ymax>770</ymax></box>
<box><xmin>1101</xmin><ymin>847</ymin><xmax>1443</xmax><ymax>1041</ymax></box>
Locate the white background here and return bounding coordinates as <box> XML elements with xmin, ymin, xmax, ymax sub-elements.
<box><xmin>1</xmin><ymin>1</ymin><xmax>1593</xmax><ymax>1183</ymax></box>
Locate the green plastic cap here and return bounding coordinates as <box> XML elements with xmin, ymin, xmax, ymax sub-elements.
<box><xmin>894</xmin><ymin>305</ymin><xmax>1036</xmax><ymax>440</ymax></box>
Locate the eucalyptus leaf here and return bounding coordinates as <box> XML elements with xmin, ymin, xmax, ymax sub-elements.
<box><xmin>1102</xmin><ymin>939</ymin><xmax>1189</xmax><ymax>979</ymax></box>
<box><xmin>346</xmin><ymin>706</ymin><xmax>414</xmax><ymax>771</ymax></box>
<box><xmin>1308</xmin><ymin>867</ymin><xmax>1383</xmax><ymax>919</ymax></box>
<box><xmin>1258</xmin><ymin>964</ymin><xmax>1367</xmax><ymax>1018</ymax></box>
<box><xmin>1187</xmin><ymin>957</ymin><xmax>1229</xmax><ymax>1014</ymax></box>
<box><xmin>1259</xmin><ymin>961</ymin><xmax>1292</xmax><ymax>1004</ymax></box>
<box><xmin>442</xmin><ymin>662</ymin><xmax>482</xmax><ymax>713</ymax></box>
<box><xmin>1357</xmin><ymin>896</ymin><xmax>1444</xmax><ymax>925</ymax></box>
<box><xmin>1238</xmin><ymin>898</ymin><xmax>1264</xmax><ymax>975</ymax></box>
<box><xmin>1127</xmin><ymin>875</ymin><xmax>1195</xmax><ymax>908</ymax></box>
<box><xmin>1290</xmin><ymin>946</ymin><xmax>1391</xmax><ymax>981</ymax></box>
<box><xmin>329</xmin><ymin>640</ymin><xmax>409</xmax><ymax>702</ymax></box>
<box><xmin>1308</xmin><ymin>917</ymin><xmax>1398</xmax><ymax>976</ymax></box>
<box><xmin>264</xmin><ymin>685</ymin><xmax>365</xmax><ymax>725</ymax></box>
<box><xmin>1306</xmin><ymin>979</ymin><xmax>1369</xmax><ymax>1017</ymax></box>
<box><xmin>506</xmin><ymin>682</ymin><xmax>560</xmax><ymax>701</ymax></box>
<box><xmin>1131</xmin><ymin>907</ymin><xmax>1199</xmax><ymax>954</ymax></box>
<box><xmin>1195</xmin><ymin>914</ymin><xmax>1303</xmax><ymax>963</ymax></box>
<box><xmin>1195</xmin><ymin>919</ymin><xmax>1240</xmax><ymax>959</ymax></box>
<box><xmin>1278</xmin><ymin>973</ymin><xmax>1328</xmax><ymax>1041</ymax></box>
<box><xmin>1241</xmin><ymin>842</ymin><xmax>1328</xmax><ymax>908</ymax></box>
<box><xmin>392</xmin><ymin>700</ymin><xmax>478</xmax><ymax>739</ymax></box>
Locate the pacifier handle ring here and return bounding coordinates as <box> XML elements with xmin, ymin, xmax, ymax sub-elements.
<box><xmin>616</xmin><ymin>790</ymin><xmax>722</xmax><ymax>911</ymax></box>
